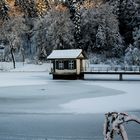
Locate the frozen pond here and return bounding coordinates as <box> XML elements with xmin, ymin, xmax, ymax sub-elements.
<box><xmin>0</xmin><ymin>80</ymin><xmax>124</xmax><ymax>114</ymax></box>
<box><xmin>0</xmin><ymin>72</ymin><xmax>140</xmax><ymax>139</ymax></box>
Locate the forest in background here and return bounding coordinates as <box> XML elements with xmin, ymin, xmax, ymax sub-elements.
<box><xmin>0</xmin><ymin>0</ymin><xmax>140</xmax><ymax>65</ymax></box>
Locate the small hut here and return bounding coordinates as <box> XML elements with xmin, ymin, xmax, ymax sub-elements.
<box><xmin>47</xmin><ymin>49</ymin><xmax>87</xmax><ymax>79</ymax></box>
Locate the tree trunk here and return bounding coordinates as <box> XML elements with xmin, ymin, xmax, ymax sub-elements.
<box><xmin>119</xmin><ymin>125</ymin><xmax>128</xmax><ymax>140</ymax></box>
<box><xmin>10</xmin><ymin>47</ymin><xmax>16</xmax><ymax>69</ymax></box>
<box><xmin>21</xmin><ymin>48</ymin><xmax>25</xmax><ymax>66</ymax></box>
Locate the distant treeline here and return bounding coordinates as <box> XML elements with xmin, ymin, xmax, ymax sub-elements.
<box><xmin>0</xmin><ymin>0</ymin><xmax>140</xmax><ymax>65</ymax></box>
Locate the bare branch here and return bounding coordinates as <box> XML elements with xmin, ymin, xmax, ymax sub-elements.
<box><xmin>121</xmin><ymin>115</ymin><xmax>140</xmax><ymax>124</ymax></box>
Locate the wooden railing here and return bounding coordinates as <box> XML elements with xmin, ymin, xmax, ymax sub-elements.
<box><xmin>83</xmin><ymin>66</ymin><xmax>140</xmax><ymax>72</ymax></box>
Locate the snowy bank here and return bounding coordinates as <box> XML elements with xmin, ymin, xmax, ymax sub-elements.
<box><xmin>0</xmin><ymin>62</ymin><xmax>50</xmax><ymax>72</ymax></box>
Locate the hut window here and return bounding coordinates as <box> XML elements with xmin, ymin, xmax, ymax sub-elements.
<box><xmin>58</xmin><ymin>60</ymin><xmax>64</xmax><ymax>70</ymax></box>
<box><xmin>68</xmin><ymin>60</ymin><xmax>74</xmax><ymax>69</ymax></box>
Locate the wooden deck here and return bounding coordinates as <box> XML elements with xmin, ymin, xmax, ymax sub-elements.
<box><xmin>82</xmin><ymin>66</ymin><xmax>140</xmax><ymax>80</ymax></box>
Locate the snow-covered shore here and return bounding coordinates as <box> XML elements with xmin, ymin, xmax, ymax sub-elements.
<box><xmin>0</xmin><ymin>62</ymin><xmax>50</xmax><ymax>72</ymax></box>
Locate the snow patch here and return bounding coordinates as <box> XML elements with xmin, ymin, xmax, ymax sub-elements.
<box><xmin>61</xmin><ymin>81</ymin><xmax>140</xmax><ymax>113</ymax></box>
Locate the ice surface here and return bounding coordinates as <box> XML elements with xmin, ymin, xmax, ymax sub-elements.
<box><xmin>0</xmin><ymin>63</ymin><xmax>140</xmax><ymax>139</ymax></box>
<box><xmin>0</xmin><ymin>62</ymin><xmax>140</xmax><ymax>114</ymax></box>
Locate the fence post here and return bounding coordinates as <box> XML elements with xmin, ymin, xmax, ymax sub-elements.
<box><xmin>119</xmin><ymin>74</ymin><xmax>123</xmax><ymax>81</ymax></box>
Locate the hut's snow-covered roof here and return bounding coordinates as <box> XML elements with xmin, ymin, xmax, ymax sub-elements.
<box><xmin>47</xmin><ymin>49</ymin><xmax>84</xmax><ymax>59</ymax></box>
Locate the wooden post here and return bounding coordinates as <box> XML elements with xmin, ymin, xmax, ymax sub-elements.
<box><xmin>119</xmin><ymin>73</ymin><xmax>123</xmax><ymax>81</ymax></box>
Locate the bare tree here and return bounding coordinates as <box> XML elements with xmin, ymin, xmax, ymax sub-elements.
<box><xmin>104</xmin><ymin>112</ymin><xmax>140</xmax><ymax>140</ymax></box>
<box><xmin>0</xmin><ymin>16</ymin><xmax>27</xmax><ymax>68</ymax></box>
<box><xmin>9</xmin><ymin>36</ymin><xmax>17</xmax><ymax>69</ymax></box>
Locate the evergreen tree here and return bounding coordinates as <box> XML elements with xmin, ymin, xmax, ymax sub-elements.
<box><xmin>124</xmin><ymin>44</ymin><xmax>134</xmax><ymax>65</ymax></box>
<box><xmin>0</xmin><ymin>0</ymin><xmax>10</xmax><ymax>21</ymax></box>
<box><xmin>67</xmin><ymin>0</ymin><xmax>82</xmax><ymax>49</ymax></box>
<box><xmin>95</xmin><ymin>4</ymin><xmax>124</xmax><ymax>57</ymax></box>
<box><xmin>80</xmin><ymin>8</ymin><xmax>98</xmax><ymax>52</ymax></box>
<box><xmin>110</xmin><ymin>0</ymin><xmax>137</xmax><ymax>46</ymax></box>
<box><xmin>112</xmin><ymin>33</ymin><xmax>124</xmax><ymax>58</ymax></box>
<box><xmin>15</xmin><ymin>0</ymin><xmax>38</xmax><ymax>18</ymax></box>
<box><xmin>132</xmin><ymin>0</ymin><xmax>140</xmax><ymax>49</ymax></box>
<box><xmin>95</xmin><ymin>25</ymin><xmax>106</xmax><ymax>49</ymax></box>
<box><xmin>33</xmin><ymin>9</ymin><xmax>75</xmax><ymax>59</ymax></box>
<box><xmin>108</xmin><ymin>0</ymin><xmax>121</xmax><ymax>16</ymax></box>
<box><xmin>133</xmin><ymin>28</ymin><xmax>140</xmax><ymax>49</ymax></box>
<box><xmin>125</xmin><ymin>44</ymin><xmax>140</xmax><ymax>65</ymax></box>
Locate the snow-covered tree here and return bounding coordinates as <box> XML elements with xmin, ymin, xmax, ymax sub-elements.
<box><xmin>104</xmin><ymin>112</ymin><xmax>140</xmax><ymax>140</ymax></box>
<box><xmin>132</xmin><ymin>0</ymin><xmax>140</xmax><ymax>28</ymax></box>
<box><xmin>94</xmin><ymin>4</ymin><xmax>124</xmax><ymax>57</ymax></box>
<box><xmin>108</xmin><ymin>0</ymin><xmax>121</xmax><ymax>16</ymax></box>
<box><xmin>67</xmin><ymin>0</ymin><xmax>82</xmax><ymax>49</ymax></box>
<box><xmin>0</xmin><ymin>0</ymin><xmax>10</xmax><ymax>21</ymax></box>
<box><xmin>124</xmin><ymin>44</ymin><xmax>134</xmax><ymax>65</ymax></box>
<box><xmin>32</xmin><ymin>17</ymin><xmax>47</xmax><ymax>61</ymax></box>
<box><xmin>108</xmin><ymin>0</ymin><xmax>139</xmax><ymax>50</ymax></box>
<box><xmin>116</xmin><ymin>0</ymin><xmax>137</xmax><ymax>46</ymax></box>
<box><xmin>80</xmin><ymin>8</ymin><xmax>98</xmax><ymax>52</ymax></box>
<box><xmin>133</xmin><ymin>27</ymin><xmax>140</xmax><ymax>49</ymax></box>
<box><xmin>76</xmin><ymin>3</ymin><xmax>125</xmax><ymax>57</ymax></box>
<box><xmin>33</xmin><ymin>9</ymin><xmax>75</xmax><ymax>58</ymax></box>
<box><xmin>132</xmin><ymin>47</ymin><xmax>140</xmax><ymax>65</ymax></box>
<box><xmin>0</xmin><ymin>16</ymin><xmax>27</xmax><ymax>68</ymax></box>
<box><xmin>112</xmin><ymin>33</ymin><xmax>124</xmax><ymax>58</ymax></box>
<box><xmin>124</xmin><ymin>44</ymin><xmax>140</xmax><ymax>65</ymax></box>
<box><xmin>95</xmin><ymin>25</ymin><xmax>106</xmax><ymax>49</ymax></box>
<box><xmin>15</xmin><ymin>0</ymin><xmax>38</xmax><ymax>18</ymax></box>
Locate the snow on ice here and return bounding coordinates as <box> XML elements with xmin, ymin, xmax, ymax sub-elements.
<box><xmin>61</xmin><ymin>81</ymin><xmax>140</xmax><ymax>113</ymax></box>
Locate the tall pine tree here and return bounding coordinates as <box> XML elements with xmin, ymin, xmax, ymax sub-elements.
<box><xmin>67</xmin><ymin>0</ymin><xmax>82</xmax><ymax>49</ymax></box>
<box><xmin>0</xmin><ymin>0</ymin><xmax>9</xmax><ymax>21</ymax></box>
